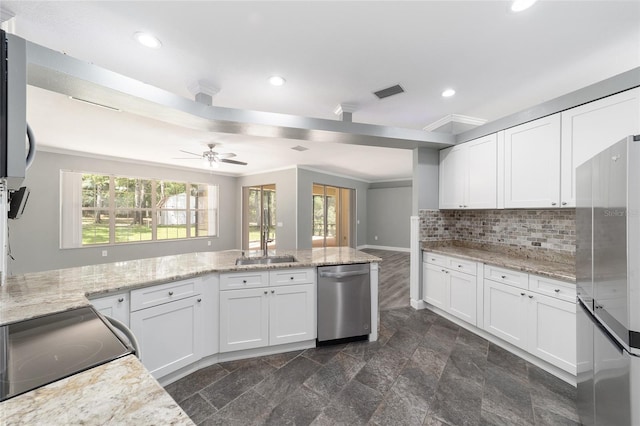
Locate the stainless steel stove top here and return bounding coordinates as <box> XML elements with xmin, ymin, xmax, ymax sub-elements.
<box><xmin>0</xmin><ymin>306</ymin><xmax>133</xmax><ymax>402</ymax></box>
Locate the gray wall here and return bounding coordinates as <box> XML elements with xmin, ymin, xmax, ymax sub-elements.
<box><xmin>412</xmin><ymin>147</ymin><xmax>439</xmax><ymax>214</ymax></box>
<box><xmin>296</xmin><ymin>168</ymin><xmax>369</xmax><ymax>249</ymax></box>
<box><xmin>9</xmin><ymin>150</ymin><xmax>238</xmax><ymax>274</ymax></box>
<box><xmin>236</xmin><ymin>168</ymin><xmax>298</xmax><ymax>250</ymax></box>
<box><xmin>367</xmin><ymin>181</ymin><xmax>412</xmax><ymax>249</ymax></box>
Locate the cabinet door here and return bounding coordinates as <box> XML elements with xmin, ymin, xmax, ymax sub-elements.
<box><xmin>504</xmin><ymin>114</ymin><xmax>561</xmax><ymax>208</ymax></box>
<box><xmin>466</xmin><ymin>134</ymin><xmax>498</xmax><ymax>209</ymax></box>
<box><xmin>219</xmin><ymin>288</ymin><xmax>269</xmax><ymax>353</ymax></box>
<box><xmin>448</xmin><ymin>270</ymin><xmax>477</xmax><ymax>326</ymax></box>
<box><xmin>269</xmin><ymin>284</ymin><xmax>316</xmax><ymax>345</ymax></box>
<box><xmin>483</xmin><ymin>280</ymin><xmax>527</xmax><ymax>349</ymax></box>
<box><xmin>439</xmin><ymin>146</ymin><xmax>467</xmax><ymax>209</ymax></box>
<box><xmin>130</xmin><ymin>296</ymin><xmax>202</xmax><ymax>379</ymax></box>
<box><xmin>527</xmin><ymin>292</ymin><xmax>576</xmax><ymax>374</ymax></box>
<box><xmin>91</xmin><ymin>292</ymin><xmax>130</xmax><ymax>326</ymax></box>
<box><xmin>423</xmin><ymin>263</ymin><xmax>447</xmax><ymax>309</ymax></box>
<box><xmin>561</xmin><ymin>88</ymin><xmax>640</xmax><ymax>207</ymax></box>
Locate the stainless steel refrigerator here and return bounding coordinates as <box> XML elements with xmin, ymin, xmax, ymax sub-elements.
<box><xmin>577</xmin><ymin>135</ymin><xmax>640</xmax><ymax>426</ymax></box>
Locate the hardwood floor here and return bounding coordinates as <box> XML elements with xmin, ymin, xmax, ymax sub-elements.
<box><xmin>361</xmin><ymin>248</ymin><xmax>410</xmax><ymax>311</ymax></box>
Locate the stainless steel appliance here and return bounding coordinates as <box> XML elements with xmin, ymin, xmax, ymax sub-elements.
<box><xmin>576</xmin><ymin>135</ymin><xmax>640</xmax><ymax>425</ymax></box>
<box><xmin>0</xmin><ymin>306</ymin><xmax>135</xmax><ymax>402</ymax></box>
<box><xmin>317</xmin><ymin>263</ymin><xmax>371</xmax><ymax>343</ymax></box>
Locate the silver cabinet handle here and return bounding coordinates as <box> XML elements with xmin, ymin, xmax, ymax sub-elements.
<box><xmin>520</xmin><ymin>293</ymin><xmax>525</xmax><ymax>296</ymax></box>
<box><xmin>243</xmin><ymin>280</ymin><xmax>247</xmax><ymax>284</ymax></box>
<box><xmin>117</xmin><ymin>297</ymin><xmax>124</xmax><ymax>303</ymax></box>
<box><xmin>501</xmin><ymin>275</ymin><xmax>506</xmax><ymax>279</ymax></box>
<box><xmin>554</xmin><ymin>289</ymin><xmax>560</xmax><ymax>293</ymax></box>
<box><xmin>197</xmin><ymin>298</ymin><xmax>202</xmax><ymax>302</ymax></box>
<box><xmin>264</xmin><ymin>290</ymin><xmax>268</xmax><ymax>295</ymax></box>
<box><xmin>168</xmin><ymin>291</ymin><xmax>174</xmax><ymax>296</ymax></box>
<box><xmin>271</xmin><ymin>290</ymin><xmax>275</xmax><ymax>294</ymax></box>
<box><xmin>551</xmin><ymin>202</ymin><xmax>557</xmax><ymax>206</ymax></box>
<box><xmin>562</xmin><ymin>202</ymin><xmax>567</xmax><ymax>206</ymax></box>
<box><xmin>459</xmin><ymin>205</ymin><xmax>463</xmax><ymax>208</ymax></box>
<box><xmin>528</xmin><ymin>295</ymin><xmax>534</xmax><ymax>299</ymax></box>
<box><xmin>290</xmin><ymin>276</ymin><xmax>294</xmax><ymax>280</ymax></box>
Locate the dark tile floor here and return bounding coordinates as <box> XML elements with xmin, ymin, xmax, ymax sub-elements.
<box><xmin>165</xmin><ymin>306</ymin><xmax>579</xmax><ymax>426</ymax></box>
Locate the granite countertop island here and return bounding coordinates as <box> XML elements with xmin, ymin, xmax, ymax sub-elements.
<box><xmin>0</xmin><ymin>247</ymin><xmax>380</xmax><ymax>425</ymax></box>
<box><xmin>421</xmin><ymin>241</ymin><xmax>576</xmax><ymax>283</ymax></box>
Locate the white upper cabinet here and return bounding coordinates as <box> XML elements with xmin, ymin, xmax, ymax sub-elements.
<box><xmin>439</xmin><ymin>133</ymin><xmax>498</xmax><ymax>209</ymax></box>
<box><xmin>504</xmin><ymin>114</ymin><xmax>561</xmax><ymax>208</ymax></box>
<box><xmin>439</xmin><ymin>145</ymin><xmax>466</xmax><ymax>209</ymax></box>
<box><xmin>561</xmin><ymin>88</ymin><xmax>640</xmax><ymax>207</ymax></box>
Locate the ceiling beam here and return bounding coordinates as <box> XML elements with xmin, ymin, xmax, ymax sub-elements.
<box><xmin>23</xmin><ymin>38</ymin><xmax>454</xmax><ymax>151</ymax></box>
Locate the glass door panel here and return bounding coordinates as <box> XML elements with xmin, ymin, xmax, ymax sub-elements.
<box><xmin>243</xmin><ymin>184</ymin><xmax>276</xmax><ymax>251</ymax></box>
<box><xmin>312</xmin><ymin>184</ymin><xmax>354</xmax><ymax>248</ymax></box>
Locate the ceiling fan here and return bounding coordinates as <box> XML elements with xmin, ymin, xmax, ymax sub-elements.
<box><xmin>176</xmin><ymin>143</ymin><xmax>248</xmax><ymax>167</ymax></box>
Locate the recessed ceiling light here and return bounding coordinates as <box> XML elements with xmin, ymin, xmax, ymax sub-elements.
<box><xmin>511</xmin><ymin>0</ymin><xmax>538</xmax><ymax>12</ymax></box>
<box><xmin>134</xmin><ymin>32</ymin><xmax>162</xmax><ymax>49</ymax></box>
<box><xmin>442</xmin><ymin>88</ymin><xmax>456</xmax><ymax>98</ymax></box>
<box><xmin>269</xmin><ymin>76</ymin><xmax>286</xmax><ymax>86</ymax></box>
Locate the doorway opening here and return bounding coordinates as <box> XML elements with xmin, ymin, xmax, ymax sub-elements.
<box><xmin>312</xmin><ymin>184</ymin><xmax>355</xmax><ymax>248</ymax></box>
<box><xmin>242</xmin><ymin>184</ymin><xmax>276</xmax><ymax>252</ymax></box>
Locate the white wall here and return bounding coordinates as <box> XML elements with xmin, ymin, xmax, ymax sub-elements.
<box><xmin>8</xmin><ymin>150</ymin><xmax>238</xmax><ymax>274</ymax></box>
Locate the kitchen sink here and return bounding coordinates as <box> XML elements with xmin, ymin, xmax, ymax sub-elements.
<box><xmin>235</xmin><ymin>255</ymin><xmax>297</xmax><ymax>265</ymax></box>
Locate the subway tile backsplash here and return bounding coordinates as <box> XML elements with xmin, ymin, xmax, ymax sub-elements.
<box><xmin>419</xmin><ymin>209</ymin><xmax>576</xmax><ymax>255</ymax></box>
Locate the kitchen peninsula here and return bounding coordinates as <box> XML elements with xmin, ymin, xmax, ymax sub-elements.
<box><xmin>0</xmin><ymin>247</ymin><xmax>380</xmax><ymax>425</ymax></box>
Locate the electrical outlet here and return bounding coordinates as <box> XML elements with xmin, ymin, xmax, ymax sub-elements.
<box><xmin>207</xmin><ymin>240</ymin><xmax>212</xmax><ymax>246</ymax></box>
<box><xmin>101</xmin><ymin>250</ymin><xmax>108</xmax><ymax>257</ymax></box>
<box><xmin>374</xmin><ymin>235</ymin><xmax>378</xmax><ymax>241</ymax></box>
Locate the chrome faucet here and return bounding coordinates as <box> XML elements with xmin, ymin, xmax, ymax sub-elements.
<box><xmin>262</xmin><ymin>207</ymin><xmax>269</xmax><ymax>256</ymax></box>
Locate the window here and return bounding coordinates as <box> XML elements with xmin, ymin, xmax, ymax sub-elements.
<box><xmin>61</xmin><ymin>171</ymin><xmax>218</xmax><ymax>248</ymax></box>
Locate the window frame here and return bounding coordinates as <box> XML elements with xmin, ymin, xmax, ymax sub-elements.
<box><xmin>60</xmin><ymin>170</ymin><xmax>219</xmax><ymax>248</ymax></box>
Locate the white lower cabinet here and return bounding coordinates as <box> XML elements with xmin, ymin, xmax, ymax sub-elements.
<box><xmin>483</xmin><ymin>275</ymin><xmax>576</xmax><ymax>374</ymax></box>
<box><xmin>528</xmin><ymin>292</ymin><xmax>576</xmax><ymax>373</ymax></box>
<box><xmin>219</xmin><ymin>287</ymin><xmax>270</xmax><ymax>352</ymax></box>
<box><xmin>90</xmin><ymin>291</ymin><xmax>130</xmax><ymax>326</ymax></box>
<box><xmin>129</xmin><ymin>277</ymin><xmax>206</xmax><ymax>379</ymax></box>
<box><xmin>219</xmin><ymin>269</ymin><xmax>316</xmax><ymax>353</ymax></box>
<box><xmin>483</xmin><ymin>279</ymin><xmax>528</xmax><ymax>348</ymax></box>
<box><xmin>269</xmin><ymin>284</ymin><xmax>315</xmax><ymax>345</ymax></box>
<box><xmin>423</xmin><ymin>256</ymin><xmax>477</xmax><ymax>326</ymax></box>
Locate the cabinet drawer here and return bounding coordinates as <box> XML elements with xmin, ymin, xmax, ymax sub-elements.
<box><xmin>424</xmin><ymin>252</ymin><xmax>448</xmax><ymax>268</ymax></box>
<box><xmin>269</xmin><ymin>268</ymin><xmax>315</xmax><ymax>286</ymax></box>
<box><xmin>220</xmin><ymin>271</ymin><xmax>269</xmax><ymax>290</ymax></box>
<box><xmin>131</xmin><ymin>278</ymin><xmax>202</xmax><ymax>311</ymax></box>
<box><xmin>447</xmin><ymin>258</ymin><xmax>477</xmax><ymax>276</ymax></box>
<box><xmin>529</xmin><ymin>275</ymin><xmax>576</xmax><ymax>302</ymax></box>
<box><xmin>484</xmin><ymin>265</ymin><xmax>528</xmax><ymax>289</ymax></box>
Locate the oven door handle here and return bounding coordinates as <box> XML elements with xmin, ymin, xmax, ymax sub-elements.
<box><xmin>105</xmin><ymin>316</ymin><xmax>142</xmax><ymax>361</ymax></box>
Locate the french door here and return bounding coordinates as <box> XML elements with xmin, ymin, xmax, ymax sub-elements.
<box><xmin>242</xmin><ymin>184</ymin><xmax>276</xmax><ymax>251</ymax></box>
<box><xmin>312</xmin><ymin>184</ymin><xmax>355</xmax><ymax>248</ymax></box>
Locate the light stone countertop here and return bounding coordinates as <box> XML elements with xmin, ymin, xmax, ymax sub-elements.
<box><xmin>0</xmin><ymin>247</ymin><xmax>380</xmax><ymax>424</ymax></box>
<box><xmin>0</xmin><ymin>247</ymin><xmax>381</xmax><ymax>326</ymax></box>
<box><xmin>0</xmin><ymin>355</ymin><xmax>194</xmax><ymax>426</ymax></box>
<box><xmin>421</xmin><ymin>242</ymin><xmax>576</xmax><ymax>283</ymax></box>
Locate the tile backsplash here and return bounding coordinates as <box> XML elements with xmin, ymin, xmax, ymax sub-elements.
<box><xmin>419</xmin><ymin>209</ymin><xmax>576</xmax><ymax>254</ymax></box>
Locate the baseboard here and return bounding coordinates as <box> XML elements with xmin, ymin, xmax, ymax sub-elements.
<box><xmin>358</xmin><ymin>244</ymin><xmax>410</xmax><ymax>253</ymax></box>
<box><xmin>411</xmin><ymin>298</ymin><xmax>427</xmax><ymax>310</ymax></box>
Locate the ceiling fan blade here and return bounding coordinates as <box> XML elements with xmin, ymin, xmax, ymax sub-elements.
<box><xmin>216</xmin><ymin>152</ymin><xmax>237</xmax><ymax>159</ymax></box>
<box><xmin>179</xmin><ymin>149</ymin><xmax>203</xmax><ymax>157</ymax></box>
<box><xmin>220</xmin><ymin>158</ymin><xmax>248</xmax><ymax>165</ymax></box>
<box><xmin>173</xmin><ymin>157</ymin><xmax>202</xmax><ymax>160</ymax></box>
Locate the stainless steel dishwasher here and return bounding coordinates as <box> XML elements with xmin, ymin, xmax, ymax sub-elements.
<box><xmin>317</xmin><ymin>263</ymin><xmax>371</xmax><ymax>343</ymax></box>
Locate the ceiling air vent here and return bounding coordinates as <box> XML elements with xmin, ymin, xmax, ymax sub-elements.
<box><xmin>373</xmin><ymin>84</ymin><xmax>405</xmax><ymax>99</ymax></box>
<box><xmin>291</xmin><ymin>145</ymin><xmax>309</xmax><ymax>152</ymax></box>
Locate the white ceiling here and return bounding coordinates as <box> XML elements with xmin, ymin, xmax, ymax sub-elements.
<box><xmin>3</xmin><ymin>1</ymin><xmax>640</xmax><ymax>181</ymax></box>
